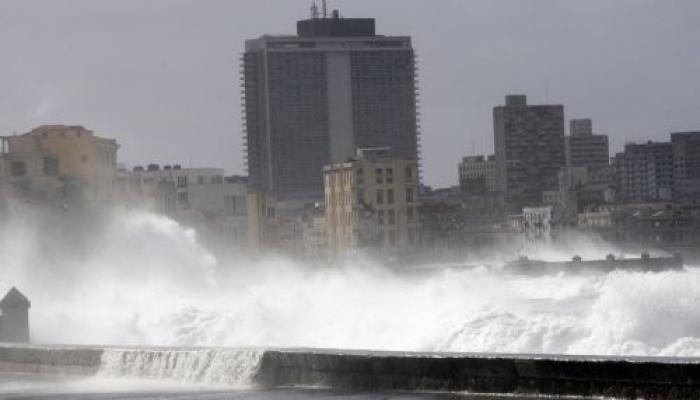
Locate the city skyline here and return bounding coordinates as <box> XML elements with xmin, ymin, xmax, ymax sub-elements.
<box><xmin>1</xmin><ymin>0</ymin><xmax>699</xmax><ymax>187</ymax></box>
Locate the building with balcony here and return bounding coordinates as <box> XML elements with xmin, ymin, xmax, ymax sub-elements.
<box><xmin>0</xmin><ymin>125</ymin><xmax>118</xmax><ymax>207</ymax></box>
<box><xmin>242</xmin><ymin>10</ymin><xmax>420</xmax><ymax>201</ymax></box>
<box><xmin>493</xmin><ymin>95</ymin><xmax>566</xmax><ymax>206</ymax></box>
<box><xmin>323</xmin><ymin>148</ymin><xmax>419</xmax><ymax>259</ymax></box>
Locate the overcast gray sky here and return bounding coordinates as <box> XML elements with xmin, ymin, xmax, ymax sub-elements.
<box><xmin>1</xmin><ymin>0</ymin><xmax>699</xmax><ymax>187</ymax></box>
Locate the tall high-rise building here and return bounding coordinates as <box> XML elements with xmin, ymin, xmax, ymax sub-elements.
<box><xmin>493</xmin><ymin>95</ymin><xmax>566</xmax><ymax>206</ymax></box>
<box><xmin>615</xmin><ymin>141</ymin><xmax>674</xmax><ymax>203</ymax></box>
<box><xmin>565</xmin><ymin>119</ymin><xmax>609</xmax><ymax>168</ymax></box>
<box><xmin>671</xmin><ymin>131</ymin><xmax>700</xmax><ymax>201</ymax></box>
<box><xmin>242</xmin><ymin>10</ymin><xmax>419</xmax><ymax>201</ymax></box>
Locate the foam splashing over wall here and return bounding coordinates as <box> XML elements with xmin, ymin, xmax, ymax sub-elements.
<box><xmin>97</xmin><ymin>348</ymin><xmax>264</xmax><ymax>386</ymax></box>
<box><xmin>1</xmin><ymin>202</ymin><xmax>700</xmax><ymax>357</ymax></box>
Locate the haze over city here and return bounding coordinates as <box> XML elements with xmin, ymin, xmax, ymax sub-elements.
<box><xmin>1</xmin><ymin>0</ymin><xmax>699</xmax><ymax>186</ymax></box>
<box><xmin>1</xmin><ymin>1</ymin><xmax>700</xmax><ymax>398</ymax></box>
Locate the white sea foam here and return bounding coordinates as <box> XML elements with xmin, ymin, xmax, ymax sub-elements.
<box><xmin>97</xmin><ymin>348</ymin><xmax>263</xmax><ymax>387</ymax></box>
<box><xmin>1</xmin><ymin>203</ymin><xmax>699</xmax><ymax>358</ymax></box>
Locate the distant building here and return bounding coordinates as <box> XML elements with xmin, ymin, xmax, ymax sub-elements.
<box><xmin>242</xmin><ymin>11</ymin><xmax>420</xmax><ymax>201</ymax></box>
<box><xmin>493</xmin><ymin>95</ymin><xmax>566</xmax><ymax>206</ymax></box>
<box><xmin>301</xmin><ymin>204</ymin><xmax>328</xmax><ymax>262</ymax></box>
<box><xmin>0</xmin><ymin>125</ymin><xmax>119</xmax><ymax>207</ymax></box>
<box><xmin>0</xmin><ymin>287</ymin><xmax>30</xmax><ymax>343</ymax></box>
<box><xmin>671</xmin><ymin>131</ymin><xmax>700</xmax><ymax>202</ymax></box>
<box><xmin>458</xmin><ymin>155</ymin><xmax>496</xmax><ymax>195</ymax></box>
<box><xmin>615</xmin><ymin>141</ymin><xmax>674</xmax><ymax>203</ymax></box>
<box><xmin>522</xmin><ymin>206</ymin><xmax>553</xmax><ymax>240</ymax></box>
<box><xmin>565</xmin><ymin>119</ymin><xmax>609</xmax><ymax>168</ymax></box>
<box><xmin>324</xmin><ymin>148</ymin><xmax>419</xmax><ymax>259</ymax></box>
<box><xmin>124</xmin><ymin>165</ymin><xmax>248</xmax><ymax>249</ymax></box>
<box><xmin>246</xmin><ymin>192</ymin><xmax>310</xmax><ymax>257</ymax></box>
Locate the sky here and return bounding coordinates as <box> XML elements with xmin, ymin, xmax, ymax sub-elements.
<box><xmin>0</xmin><ymin>0</ymin><xmax>699</xmax><ymax>187</ymax></box>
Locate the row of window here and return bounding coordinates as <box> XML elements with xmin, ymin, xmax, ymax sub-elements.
<box><xmin>377</xmin><ymin>207</ymin><xmax>417</xmax><ymax>224</ymax></box>
<box><xmin>357</xmin><ymin>187</ymin><xmax>415</xmax><ymax>205</ymax></box>
<box><xmin>8</xmin><ymin>157</ymin><xmax>61</xmax><ymax>177</ymax></box>
<box><xmin>356</xmin><ymin>165</ymin><xmax>414</xmax><ymax>184</ymax></box>
<box><xmin>175</xmin><ymin>175</ymin><xmax>224</xmax><ymax>187</ymax></box>
<box><xmin>375</xmin><ymin>228</ymin><xmax>418</xmax><ymax>247</ymax></box>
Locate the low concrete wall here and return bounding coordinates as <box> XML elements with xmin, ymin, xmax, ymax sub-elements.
<box><xmin>0</xmin><ymin>344</ymin><xmax>102</xmax><ymax>375</ymax></box>
<box><xmin>256</xmin><ymin>350</ymin><xmax>700</xmax><ymax>399</ymax></box>
<box><xmin>1</xmin><ymin>344</ymin><xmax>700</xmax><ymax>399</ymax></box>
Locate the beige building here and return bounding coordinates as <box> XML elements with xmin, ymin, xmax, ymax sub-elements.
<box><xmin>324</xmin><ymin>148</ymin><xmax>419</xmax><ymax>259</ymax></box>
<box><xmin>0</xmin><ymin>125</ymin><xmax>118</xmax><ymax>206</ymax></box>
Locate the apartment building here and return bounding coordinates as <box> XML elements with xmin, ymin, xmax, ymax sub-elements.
<box><xmin>324</xmin><ymin>148</ymin><xmax>419</xmax><ymax>259</ymax></box>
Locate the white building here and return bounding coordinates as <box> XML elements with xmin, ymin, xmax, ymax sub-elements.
<box><xmin>126</xmin><ymin>164</ymin><xmax>248</xmax><ymax>250</ymax></box>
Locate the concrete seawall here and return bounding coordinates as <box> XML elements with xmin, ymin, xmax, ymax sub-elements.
<box><xmin>0</xmin><ymin>344</ymin><xmax>102</xmax><ymax>375</ymax></box>
<box><xmin>2</xmin><ymin>344</ymin><xmax>700</xmax><ymax>399</ymax></box>
<box><xmin>256</xmin><ymin>350</ymin><xmax>700</xmax><ymax>399</ymax></box>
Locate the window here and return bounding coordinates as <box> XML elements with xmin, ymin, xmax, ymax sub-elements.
<box><xmin>10</xmin><ymin>161</ymin><xmax>26</xmax><ymax>177</ymax></box>
<box><xmin>407</xmin><ymin>207</ymin><xmax>415</xmax><ymax>222</ymax></box>
<box><xmin>376</xmin><ymin>189</ymin><xmax>384</xmax><ymax>205</ymax></box>
<box><xmin>405</xmin><ymin>166</ymin><xmax>414</xmax><ymax>181</ymax></box>
<box><xmin>388</xmin><ymin>230</ymin><xmax>396</xmax><ymax>246</ymax></box>
<box><xmin>386</xmin><ymin>168</ymin><xmax>393</xmax><ymax>184</ymax></box>
<box><xmin>177</xmin><ymin>176</ymin><xmax>187</xmax><ymax>188</ymax></box>
<box><xmin>387</xmin><ymin>189</ymin><xmax>394</xmax><ymax>204</ymax></box>
<box><xmin>212</xmin><ymin>175</ymin><xmax>223</xmax><ymax>184</ymax></box>
<box><xmin>43</xmin><ymin>157</ymin><xmax>59</xmax><ymax>176</ymax></box>
<box><xmin>356</xmin><ymin>168</ymin><xmax>364</xmax><ymax>184</ymax></box>
<box><xmin>357</xmin><ymin>189</ymin><xmax>365</xmax><ymax>203</ymax></box>
<box><xmin>375</xmin><ymin>168</ymin><xmax>383</xmax><ymax>184</ymax></box>
<box><xmin>388</xmin><ymin>209</ymin><xmax>395</xmax><ymax>225</ymax></box>
<box><xmin>197</xmin><ymin>176</ymin><xmax>205</xmax><ymax>184</ymax></box>
<box><xmin>225</xmin><ymin>196</ymin><xmax>236</xmax><ymax>215</ymax></box>
<box><xmin>177</xmin><ymin>192</ymin><xmax>189</xmax><ymax>207</ymax></box>
<box><xmin>377</xmin><ymin>210</ymin><xmax>384</xmax><ymax>225</ymax></box>
<box><xmin>406</xmin><ymin>188</ymin><xmax>414</xmax><ymax>203</ymax></box>
<box><xmin>81</xmin><ymin>154</ymin><xmax>88</xmax><ymax>163</ymax></box>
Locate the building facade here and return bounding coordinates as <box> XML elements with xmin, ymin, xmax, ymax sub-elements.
<box><xmin>493</xmin><ymin>95</ymin><xmax>566</xmax><ymax>206</ymax></box>
<box><xmin>565</xmin><ymin>118</ymin><xmax>609</xmax><ymax>168</ymax></box>
<box><xmin>242</xmin><ymin>12</ymin><xmax>419</xmax><ymax>200</ymax></box>
<box><xmin>122</xmin><ymin>165</ymin><xmax>248</xmax><ymax>249</ymax></box>
<box><xmin>615</xmin><ymin>141</ymin><xmax>674</xmax><ymax>203</ymax></box>
<box><xmin>324</xmin><ymin>148</ymin><xmax>419</xmax><ymax>259</ymax></box>
<box><xmin>672</xmin><ymin>131</ymin><xmax>700</xmax><ymax>202</ymax></box>
<box><xmin>0</xmin><ymin>125</ymin><xmax>118</xmax><ymax>207</ymax></box>
<box><xmin>458</xmin><ymin>155</ymin><xmax>496</xmax><ymax>195</ymax></box>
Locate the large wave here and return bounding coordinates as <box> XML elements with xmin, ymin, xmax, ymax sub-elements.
<box><xmin>1</xmin><ymin>203</ymin><xmax>699</xmax><ymax>357</ymax></box>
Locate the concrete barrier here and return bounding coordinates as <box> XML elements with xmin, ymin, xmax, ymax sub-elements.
<box><xmin>0</xmin><ymin>344</ymin><xmax>102</xmax><ymax>375</ymax></box>
<box><xmin>1</xmin><ymin>344</ymin><xmax>700</xmax><ymax>399</ymax></box>
<box><xmin>256</xmin><ymin>350</ymin><xmax>700</xmax><ymax>399</ymax></box>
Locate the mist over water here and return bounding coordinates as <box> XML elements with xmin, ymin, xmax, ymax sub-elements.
<box><xmin>1</xmin><ymin>203</ymin><xmax>699</xmax><ymax>358</ymax></box>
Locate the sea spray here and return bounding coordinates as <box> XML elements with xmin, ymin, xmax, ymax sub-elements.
<box><xmin>2</xmin><ymin>204</ymin><xmax>700</xmax><ymax>357</ymax></box>
<box><xmin>97</xmin><ymin>348</ymin><xmax>264</xmax><ymax>386</ymax></box>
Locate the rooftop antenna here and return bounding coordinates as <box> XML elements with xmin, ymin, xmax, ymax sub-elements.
<box><xmin>322</xmin><ymin>0</ymin><xmax>328</xmax><ymax>18</ymax></box>
<box><xmin>310</xmin><ymin>1</ymin><xmax>319</xmax><ymax>19</ymax></box>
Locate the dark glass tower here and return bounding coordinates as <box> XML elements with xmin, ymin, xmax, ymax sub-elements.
<box><xmin>242</xmin><ymin>13</ymin><xmax>419</xmax><ymax>200</ymax></box>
